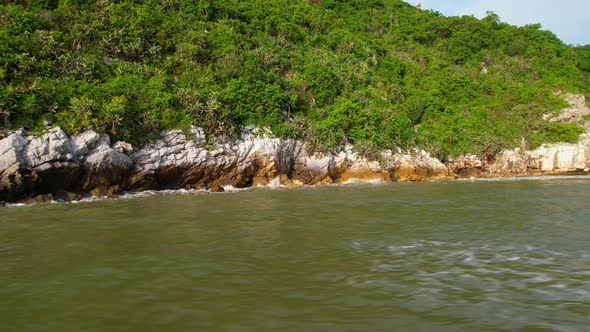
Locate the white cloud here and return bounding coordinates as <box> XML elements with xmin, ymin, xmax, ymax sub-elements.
<box><xmin>406</xmin><ymin>0</ymin><xmax>590</xmax><ymax>45</ymax></box>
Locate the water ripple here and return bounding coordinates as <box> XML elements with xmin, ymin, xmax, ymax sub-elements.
<box><xmin>350</xmin><ymin>239</ymin><xmax>590</xmax><ymax>331</ymax></box>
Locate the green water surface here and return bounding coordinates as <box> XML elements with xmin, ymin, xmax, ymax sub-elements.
<box><xmin>1</xmin><ymin>178</ymin><xmax>589</xmax><ymax>331</ymax></box>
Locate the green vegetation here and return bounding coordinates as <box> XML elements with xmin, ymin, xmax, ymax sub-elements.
<box><xmin>1</xmin><ymin>0</ymin><xmax>589</xmax><ymax>158</ymax></box>
<box><xmin>538</xmin><ymin>122</ymin><xmax>586</xmax><ymax>144</ymax></box>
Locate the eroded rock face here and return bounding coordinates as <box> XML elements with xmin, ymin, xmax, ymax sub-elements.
<box><xmin>451</xmin><ymin>93</ymin><xmax>590</xmax><ymax>177</ymax></box>
<box><xmin>0</xmin><ymin>128</ymin><xmax>132</xmax><ymax>201</ymax></box>
<box><xmin>486</xmin><ymin>94</ymin><xmax>590</xmax><ymax>175</ymax></box>
<box><xmin>69</xmin><ymin>130</ymin><xmax>100</xmax><ymax>156</ymax></box>
<box><xmin>0</xmin><ymin>130</ymin><xmax>26</xmax><ymax>174</ymax></box>
<box><xmin>82</xmin><ymin>144</ymin><xmax>133</xmax><ymax>195</ymax></box>
<box><xmin>446</xmin><ymin>154</ymin><xmax>484</xmax><ymax>177</ymax></box>
<box><xmin>292</xmin><ymin>147</ymin><xmax>335</xmax><ymax>184</ymax></box>
<box><xmin>338</xmin><ymin>159</ymin><xmax>390</xmax><ymax>182</ymax></box>
<box><xmin>0</xmin><ymin>128</ymin><xmax>82</xmax><ymax>201</ymax></box>
<box><xmin>127</xmin><ymin>128</ymin><xmax>300</xmax><ymax>190</ymax></box>
<box><xmin>388</xmin><ymin>150</ymin><xmax>451</xmax><ymax>182</ymax></box>
<box><xmin>488</xmin><ymin>141</ymin><xmax>589</xmax><ymax>175</ymax></box>
<box><xmin>2</xmin><ymin>113</ymin><xmax>590</xmax><ymax>204</ymax></box>
<box><xmin>545</xmin><ymin>93</ymin><xmax>590</xmax><ymax>123</ymax></box>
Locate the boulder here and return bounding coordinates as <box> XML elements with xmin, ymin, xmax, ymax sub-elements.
<box><xmin>209</xmin><ymin>184</ymin><xmax>225</xmax><ymax>192</ymax></box>
<box><xmin>389</xmin><ymin>151</ymin><xmax>450</xmax><ymax>182</ymax></box>
<box><xmin>33</xmin><ymin>161</ymin><xmax>82</xmax><ymax>193</ymax></box>
<box><xmin>54</xmin><ymin>189</ymin><xmax>83</xmax><ymax>202</ymax></box>
<box><xmin>315</xmin><ymin>176</ymin><xmax>333</xmax><ymax>185</ymax></box>
<box><xmin>292</xmin><ymin>144</ymin><xmax>334</xmax><ymax>184</ymax></box>
<box><xmin>23</xmin><ymin>127</ymin><xmax>73</xmax><ymax>169</ymax></box>
<box><xmin>252</xmin><ymin>176</ymin><xmax>269</xmax><ymax>187</ymax></box>
<box><xmin>82</xmin><ymin>145</ymin><xmax>133</xmax><ymax>195</ymax></box>
<box><xmin>113</xmin><ymin>141</ymin><xmax>133</xmax><ymax>154</ymax></box>
<box><xmin>21</xmin><ymin>193</ymin><xmax>54</xmax><ymax>205</ymax></box>
<box><xmin>0</xmin><ymin>128</ymin><xmax>82</xmax><ymax>200</ymax></box>
<box><xmin>446</xmin><ymin>154</ymin><xmax>484</xmax><ymax>177</ymax></box>
<box><xmin>278</xmin><ymin>174</ymin><xmax>293</xmax><ymax>186</ymax></box>
<box><xmin>190</xmin><ymin>126</ymin><xmax>207</xmax><ymax>148</ymax></box>
<box><xmin>0</xmin><ymin>130</ymin><xmax>26</xmax><ymax>174</ymax></box>
<box><xmin>289</xmin><ymin>179</ymin><xmax>304</xmax><ymax>188</ymax></box>
<box><xmin>339</xmin><ymin>159</ymin><xmax>389</xmax><ymax>182</ymax></box>
<box><xmin>69</xmin><ymin>130</ymin><xmax>100</xmax><ymax>156</ymax></box>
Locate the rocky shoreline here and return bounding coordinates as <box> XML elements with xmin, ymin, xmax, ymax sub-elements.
<box><xmin>1</xmin><ymin>124</ymin><xmax>589</xmax><ymax>205</ymax></box>
<box><xmin>2</xmin><ymin>93</ymin><xmax>590</xmax><ymax>205</ymax></box>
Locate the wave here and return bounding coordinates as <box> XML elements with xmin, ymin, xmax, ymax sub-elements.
<box><xmin>458</xmin><ymin>175</ymin><xmax>590</xmax><ymax>182</ymax></box>
<box><xmin>4</xmin><ymin>175</ymin><xmax>588</xmax><ymax>208</ymax></box>
<box><xmin>341</xmin><ymin>178</ymin><xmax>387</xmax><ymax>185</ymax></box>
<box><xmin>350</xmin><ymin>239</ymin><xmax>590</xmax><ymax>305</ymax></box>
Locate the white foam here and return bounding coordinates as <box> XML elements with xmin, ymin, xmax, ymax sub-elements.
<box><xmin>2</xmin><ymin>180</ymin><xmax>306</xmax><ymax>207</ymax></box>
<box><xmin>250</xmin><ymin>176</ymin><xmax>286</xmax><ymax>190</ymax></box>
<box><xmin>4</xmin><ymin>203</ymin><xmax>27</xmax><ymax>208</ymax></box>
<box><xmin>221</xmin><ymin>185</ymin><xmax>248</xmax><ymax>192</ymax></box>
<box><xmin>3</xmin><ymin>188</ymin><xmax>212</xmax><ymax>207</ymax></box>
<box><xmin>458</xmin><ymin>175</ymin><xmax>590</xmax><ymax>182</ymax></box>
<box><xmin>266</xmin><ymin>177</ymin><xmax>283</xmax><ymax>189</ymax></box>
<box><xmin>341</xmin><ymin>177</ymin><xmax>386</xmax><ymax>185</ymax></box>
<box><xmin>4</xmin><ymin>174</ymin><xmax>589</xmax><ymax>208</ymax></box>
<box><xmin>119</xmin><ymin>188</ymin><xmax>206</xmax><ymax>199</ymax></box>
<box><xmin>523</xmin><ymin>273</ymin><xmax>554</xmax><ymax>283</ymax></box>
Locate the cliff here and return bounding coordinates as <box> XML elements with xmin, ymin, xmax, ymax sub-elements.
<box><xmin>0</xmin><ymin>125</ymin><xmax>448</xmax><ymax>203</ymax></box>
<box><xmin>2</xmin><ymin>94</ymin><xmax>589</xmax><ymax>204</ymax></box>
<box><xmin>449</xmin><ymin>93</ymin><xmax>590</xmax><ymax>176</ymax></box>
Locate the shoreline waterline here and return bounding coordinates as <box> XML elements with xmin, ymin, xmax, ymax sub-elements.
<box><xmin>4</xmin><ymin>174</ymin><xmax>590</xmax><ymax>208</ymax></box>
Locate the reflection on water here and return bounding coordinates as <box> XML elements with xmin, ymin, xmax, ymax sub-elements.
<box><xmin>1</xmin><ymin>179</ymin><xmax>590</xmax><ymax>331</ymax></box>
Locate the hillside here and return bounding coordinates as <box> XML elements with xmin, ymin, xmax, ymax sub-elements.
<box><xmin>1</xmin><ymin>0</ymin><xmax>589</xmax><ymax>159</ymax></box>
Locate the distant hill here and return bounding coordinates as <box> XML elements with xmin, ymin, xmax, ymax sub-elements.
<box><xmin>1</xmin><ymin>0</ymin><xmax>589</xmax><ymax>158</ymax></box>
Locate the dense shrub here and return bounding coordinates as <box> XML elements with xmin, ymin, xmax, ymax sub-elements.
<box><xmin>541</xmin><ymin>122</ymin><xmax>586</xmax><ymax>144</ymax></box>
<box><xmin>0</xmin><ymin>0</ymin><xmax>588</xmax><ymax>153</ymax></box>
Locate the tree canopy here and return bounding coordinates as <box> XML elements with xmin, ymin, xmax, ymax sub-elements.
<box><xmin>1</xmin><ymin>0</ymin><xmax>589</xmax><ymax>159</ymax></box>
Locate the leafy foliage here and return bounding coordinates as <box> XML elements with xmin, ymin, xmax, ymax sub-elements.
<box><xmin>539</xmin><ymin>122</ymin><xmax>586</xmax><ymax>144</ymax></box>
<box><xmin>0</xmin><ymin>0</ymin><xmax>588</xmax><ymax>156</ymax></box>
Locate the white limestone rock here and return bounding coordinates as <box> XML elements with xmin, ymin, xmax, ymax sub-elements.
<box><xmin>113</xmin><ymin>141</ymin><xmax>133</xmax><ymax>154</ymax></box>
<box><xmin>546</xmin><ymin>93</ymin><xmax>590</xmax><ymax>123</ymax></box>
<box><xmin>85</xmin><ymin>145</ymin><xmax>133</xmax><ymax>173</ymax></box>
<box><xmin>0</xmin><ymin>130</ymin><xmax>26</xmax><ymax>174</ymax></box>
<box><xmin>69</xmin><ymin>130</ymin><xmax>100</xmax><ymax>157</ymax></box>
<box><xmin>23</xmin><ymin>127</ymin><xmax>73</xmax><ymax>168</ymax></box>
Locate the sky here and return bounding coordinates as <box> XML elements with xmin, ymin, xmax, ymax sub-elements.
<box><xmin>405</xmin><ymin>0</ymin><xmax>590</xmax><ymax>45</ymax></box>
